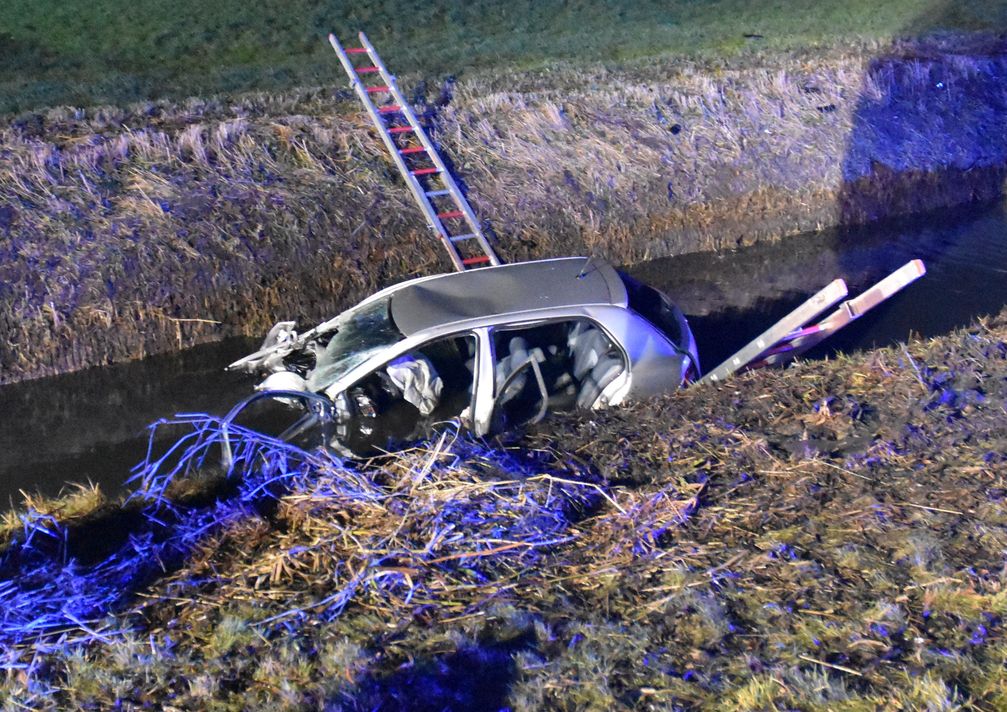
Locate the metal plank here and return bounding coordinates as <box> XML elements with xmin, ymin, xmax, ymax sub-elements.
<box><xmin>845</xmin><ymin>259</ymin><xmax>926</xmax><ymax>317</ymax></box>
<box><xmin>755</xmin><ymin>259</ymin><xmax>926</xmax><ymax>367</ymax></box>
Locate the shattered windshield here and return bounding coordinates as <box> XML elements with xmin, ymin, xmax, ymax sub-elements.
<box><xmin>306</xmin><ymin>297</ymin><xmax>404</xmax><ymax>391</ymax></box>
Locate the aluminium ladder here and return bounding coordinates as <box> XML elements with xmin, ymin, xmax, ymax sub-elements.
<box><xmin>328</xmin><ymin>32</ymin><xmax>502</xmax><ymax>272</ymax></box>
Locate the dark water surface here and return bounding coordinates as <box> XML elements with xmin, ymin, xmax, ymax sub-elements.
<box><xmin>0</xmin><ymin>338</ymin><xmax>257</xmax><ymax>506</ymax></box>
<box><xmin>631</xmin><ymin>199</ymin><xmax>1007</xmax><ymax>372</ymax></box>
<box><xmin>3</xmin><ymin>198</ymin><xmax>1007</xmax><ymax>503</ymax></box>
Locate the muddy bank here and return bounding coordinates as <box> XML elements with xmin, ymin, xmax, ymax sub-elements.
<box><xmin>3</xmin><ymin>307</ymin><xmax>1007</xmax><ymax>708</ymax></box>
<box><xmin>3</xmin><ymin>36</ymin><xmax>1007</xmax><ymax>383</ymax></box>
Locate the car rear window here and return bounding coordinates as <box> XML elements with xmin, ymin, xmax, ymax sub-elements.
<box><xmin>617</xmin><ymin>271</ymin><xmax>684</xmax><ymax>346</ymax></box>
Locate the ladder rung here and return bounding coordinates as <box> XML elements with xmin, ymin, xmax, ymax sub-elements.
<box><xmin>329</xmin><ymin>33</ymin><xmax>503</xmax><ymax>275</ymax></box>
<box><xmin>462</xmin><ymin>255</ymin><xmax>492</xmax><ymax>266</ymax></box>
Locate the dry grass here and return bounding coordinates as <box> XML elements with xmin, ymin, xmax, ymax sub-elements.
<box><xmin>2</xmin><ymin>36</ymin><xmax>1007</xmax><ymax>385</ymax></box>
<box><xmin>2</xmin><ymin>308</ymin><xmax>1007</xmax><ymax>708</ymax></box>
<box><xmin>0</xmin><ymin>483</ymin><xmax>105</xmax><ymax>551</ymax></box>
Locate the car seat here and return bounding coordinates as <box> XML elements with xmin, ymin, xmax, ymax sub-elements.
<box><xmin>568</xmin><ymin>324</ymin><xmax>611</xmax><ymax>380</ymax></box>
<box><xmin>567</xmin><ymin>323</ymin><xmax>624</xmax><ymax>408</ymax></box>
<box><xmin>576</xmin><ymin>354</ymin><xmax>625</xmax><ymax>409</ymax></box>
<box><xmin>495</xmin><ymin>336</ymin><xmax>545</xmax><ymax>403</ymax></box>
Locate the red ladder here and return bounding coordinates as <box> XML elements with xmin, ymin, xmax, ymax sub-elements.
<box><xmin>329</xmin><ymin>32</ymin><xmax>502</xmax><ymax>272</ymax></box>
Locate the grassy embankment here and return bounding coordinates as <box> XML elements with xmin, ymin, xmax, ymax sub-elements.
<box><xmin>2</xmin><ymin>310</ymin><xmax>1007</xmax><ymax>708</ymax></box>
<box><xmin>3</xmin><ymin>30</ymin><xmax>1007</xmax><ymax>383</ymax></box>
<box><xmin>3</xmin><ymin>1</ymin><xmax>1007</xmax><ymax>383</ymax></box>
<box><xmin>4</xmin><ymin>0</ymin><xmax>1007</xmax><ymax>114</ymax></box>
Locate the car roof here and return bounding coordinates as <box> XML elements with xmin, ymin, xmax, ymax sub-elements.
<box><xmin>389</xmin><ymin>257</ymin><xmax>628</xmax><ymax>336</ymax></box>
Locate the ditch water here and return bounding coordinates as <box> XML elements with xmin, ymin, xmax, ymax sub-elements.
<box><xmin>3</xmin><ymin>198</ymin><xmax>1007</xmax><ymax>504</ymax></box>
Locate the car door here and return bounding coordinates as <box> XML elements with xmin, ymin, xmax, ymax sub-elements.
<box><xmin>475</xmin><ymin>318</ymin><xmax>628</xmax><ymax>435</ymax></box>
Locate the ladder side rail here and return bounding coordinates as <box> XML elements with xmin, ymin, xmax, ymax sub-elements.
<box><xmin>843</xmin><ymin>259</ymin><xmax>926</xmax><ymax>319</ymax></box>
<box><xmin>714</xmin><ymin>259</ymin><xmax>927</xmax><ymax>375</ymax></box>
<box><xmin>698</xmin><ymin>278</ymin><xmax>849</xmax><ymax>385</ymax></box>
<box><xmin>752</xmin><ymin>307</ymin><xmax>855</xmax><ymax>368</ymax></box>
<box><xmin>756</xmin><ymin>259</ymin><xmax>927</xmax><ymax>368</ymax></box>
<box><xmin>357</xmin><ymin>32</ymin><xmax>502</xmax><ymax>267</ymax></box>
<box><xmin>328</xmin><ymin>33</ymin><xmax>467</xmax><ymax>271</ymax></box>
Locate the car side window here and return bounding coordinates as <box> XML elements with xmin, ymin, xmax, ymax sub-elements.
<box><xmin>336</xmin><ymin>334</ymin><xmax>476</xmax><ymax>454</ymax></box>
<box><xmin>491</xmin><ymin>319</ymin><xmax>627</xmax><ymax>430</ymax></box>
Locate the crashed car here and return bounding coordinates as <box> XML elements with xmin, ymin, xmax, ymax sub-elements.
<box><xmin>227</xmin><ymin>256</ymin><xmax>698</xmax><ymax>456</ymax></box>
<box><xmin>220</xmin><ymin>31</ymin><xmax>927</xmax><ymax>459</ymax></box>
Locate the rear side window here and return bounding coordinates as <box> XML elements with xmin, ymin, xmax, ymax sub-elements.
<box><xmin>491</xmin><ymin>319</ymin><xmax>627</xmax><ymax>427</ymax></box>
<box><xmin>618</xmin><ymin>271</ymin><xmax>684</xmax><ymax>347</ymax></box>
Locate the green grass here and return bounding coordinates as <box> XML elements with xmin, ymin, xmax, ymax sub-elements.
<box><xmin>3</xmin><ymin>0</ymin><xmax>1007</xmax><ymax>114</ymax></box>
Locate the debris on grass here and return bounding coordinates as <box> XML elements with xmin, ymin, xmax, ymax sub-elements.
<box><xmin>2</xmin><ymin>310</ymin><xmax>1007</xmax><ymax>708</ymax></box>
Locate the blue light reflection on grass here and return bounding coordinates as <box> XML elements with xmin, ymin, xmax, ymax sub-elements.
<box><xmin>0</xmin><ymin>414</ymin><xmax>627</xmax><ymax>673</ymax></box>
<box><xmin>0</xmin><ymin>413</ymin><xmax>317</xmax><ymax>666</ymax></box>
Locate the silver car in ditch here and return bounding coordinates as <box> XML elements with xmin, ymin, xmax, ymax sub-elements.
<box><xmin>227</xmin><ymin>257</ymin><xmax>698</xmax><ymax>456</ymax></box>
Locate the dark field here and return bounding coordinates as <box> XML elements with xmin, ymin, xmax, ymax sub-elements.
<box><xmin>3</xmin><ymin>311</ymin><xmax>1007</xmax><ymax>708</ymax></box>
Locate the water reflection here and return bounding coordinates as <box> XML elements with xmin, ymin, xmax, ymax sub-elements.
<box><xmin>630</xmin><ymin>198</ymin><xmax>1007</xmax><ymax>369</ymax></box>
<box><xmin>0</xmin><ymin>338</ymin><xmax>255</xmax><ymax>503</ymax></box>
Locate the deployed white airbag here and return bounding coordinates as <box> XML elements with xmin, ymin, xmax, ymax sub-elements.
<box><xmin>386</xmin><ymin>354</ymin><xmax>443</xmax><ymax>415</ymax></box>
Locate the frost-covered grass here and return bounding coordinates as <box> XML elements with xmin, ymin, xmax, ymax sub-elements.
<box><xmin>3</xmin><ymin>0</ymin><xmax>1007</xmax><ymax>114</ymax></box>
<box><xmin>3</xmin><ymin>311</ymin><xmax>1007</xmax><ymax>709</ymax></box>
